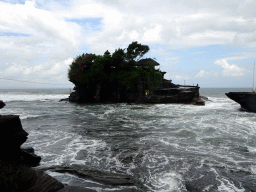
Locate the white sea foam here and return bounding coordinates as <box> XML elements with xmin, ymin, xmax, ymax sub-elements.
<box><xmin>20</xmin><ymin>114</ymin><xmax>42</xmax><ymax>120</ymax></box>
<box><xmin>249</xmin><ymin>165</ymin><xmax>256</xmax><ymax>174</ymax></box>
<box><xmin>217</xmin><ymin>177</ymin><xmax>245</xmax><ymax>192</ymax></box>
<box><xmin>247</xmin><ymin>146</ymin><xmax>256</xmax><ymax>153</ymax></box>
<box><xmin>23</xmin><ymin>128</ymin><xmax>115</xmax><ymax>169</ymax></box>
<box><xmin>149</xmin><ymin>171</ymin><xmax>184</xmax><ymax>192</ymax></box>
<box><xmin>0</xmin><ymin>108</ymin><xmax>43</xmax><ymax>119</ymax></box>
<box><xmin>0</xmin><ymin>93</ymin><xmax>69</xmax><ymax>102</ymax></box>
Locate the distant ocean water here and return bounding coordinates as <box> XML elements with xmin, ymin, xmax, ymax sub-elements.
<box><xmin>0</xmin><ymin>88</ymin><xmax>256</xmax><ymax>192</ymax></box>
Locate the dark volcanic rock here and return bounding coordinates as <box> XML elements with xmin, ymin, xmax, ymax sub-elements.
<box><xmin>0</xmin><ymin>161</ymin><xmax>64</xmax><ymax>192</ymax></box>
<box><xmin>58</xmin><ymin>186</ymin><xmax>96</xmax><ymax>192</ymax></box>
<box><xmin>39</xmin><ymin>165</ymin><xmax>147</xmax><ymax>191</ymax></box>
<box><xmin>59</xmin><ymin>98</ymin><xmax>69</xmax><ymax>102</ymax></box>
<box><xmin>0</xmin><ymin>115</ymin><xmax>29</xmax><ymax>160</ymax></box>
<box><xmin>144</xmin><ymin>87</ymin><xmax>202</xmax><ymax>104</ymax></box>
<box><xmin>0</xmin><ymin>100</ymin><xmax>5</xmax><ymax>109</ymax></box>
<box><xmin>69</xmin><ymin>75</ymin><xmax>201</xmax><ymax>104</ymax></box>
<box><xmin>21</xmin><ymin>147</ymin><xmax>42</xmax><ymax>167</ymax></box>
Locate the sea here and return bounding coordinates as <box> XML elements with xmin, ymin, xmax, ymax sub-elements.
<box><xmin>0</xmin><ymin>88</ymin><xmax>256</xmax><ymax>192</ymax></box>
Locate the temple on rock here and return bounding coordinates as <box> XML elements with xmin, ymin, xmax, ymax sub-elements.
<box><xmin>68</xmin><ymin>42</ymin><xmax>204</xmax><ymax>105</ymax></box>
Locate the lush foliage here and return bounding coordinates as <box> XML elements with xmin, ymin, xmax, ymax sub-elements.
<box><xmin>68</xmin><ymin>42</ymin><xmax>163</xmax><ymax>90</ymax></box>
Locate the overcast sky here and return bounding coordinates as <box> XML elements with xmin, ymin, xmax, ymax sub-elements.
<box><xmin>1</xmin><ymin>0</ymin><xmax>256</xmax><ymax>88</ymax></box>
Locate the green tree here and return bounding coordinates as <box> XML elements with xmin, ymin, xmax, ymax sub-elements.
<box><xmin>126</xmin><ymin>41</ymin><xmax>149</xmax><ymax>62</ymax></box>
<box><xmin>68</xmin><ymin>42</ymin><xmax>162</xmax><ymax>91</ymax></box>
<box><xmin>111</xmin><ymin>48</ymin><xmax>126</xmax><ymax>69</ymax></box>
<box><xmin>68</xmin><ymin>53</ymin><xmax>97</xmax><ymax>84</ymax></box>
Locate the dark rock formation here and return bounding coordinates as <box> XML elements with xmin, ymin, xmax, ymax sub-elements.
<box><xmin>0</xmin><ymin>115</ymin><xmax>64</xmax><ymax>192</ymax></box>
<box><xmin>39</xmin><ymin>165</ymin><xmax>147</xmax><ymax>191</ymax></box>
<box><xmin>0</xmin><ymin>115</ymin><xmax>30</xmax><ymax>160</ymax></box>
<box><xmin>144</xmin><ymin>86</ymin><xmax>201</xmax><ymax>104</ymax></box>
<box><xmin>59</xmin><ymin>98</ymin><xmax>69</xmax><ymax>102</ymax></box>
<box><xmin>21</xmin><ymin>147</ymin><xmax>42</xmax><ymax>167</ymax></box>
<box><xmin>69</xmin><ymin>82</ymin><xmax>202</xmax><ymax>104</ymax></box>
<box><xmin>0</xmin><ymin>100</ymin><xmax>5</xmax><ymax>109</ymax></box>
<box><xmin>225</xmin><ymin>92</ymin><xmax>256</xmax><ymax>112</ymax></box>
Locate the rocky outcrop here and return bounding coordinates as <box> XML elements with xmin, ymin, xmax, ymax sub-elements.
<box><xmin>0</xmin><ymin>100</ymin><xmax>5</xmax><ymax>109</ymax></box>
<box><xmin>0</xmin><ymin>115</ymin><xmax>65</xmax><ymax>192</ymax></box>
<box><xmin>69</xmin><ymin>84</ymin><xmax>203</xmax><ymax>105</ymax></box>
<box><xmin>39</xmin><ymin>165</ymin><xmax>147</xmax><ymax>191</ymax></box>
<box><xmin>144</xmin><ymin>86</ymin><xmax>205</xmax><ymax>105</ymax></box>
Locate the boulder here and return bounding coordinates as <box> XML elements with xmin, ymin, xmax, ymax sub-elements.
<box><xmin>0</xmin><ymin>100</ymin><xmax>5</xmax><ymax>109</ymax></box>
<box><xmin>0</xmin><ymin>115</ymin><xmax>29</xmax><ymax>160</ymax></box>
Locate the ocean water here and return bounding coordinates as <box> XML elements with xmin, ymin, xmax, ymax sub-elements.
<box><xmin>0</xmin><ymin>88</ymin><xmax>256</xmax><ymax>191</ymax></box>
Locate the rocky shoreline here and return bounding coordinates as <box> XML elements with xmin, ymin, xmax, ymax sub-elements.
<box><xmin>0</xmin><ymin>105</ymin><xmax>147</xmax><ymax>191</ymax></box>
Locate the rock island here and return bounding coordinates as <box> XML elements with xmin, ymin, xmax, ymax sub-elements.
<box><xmin>68</xmin><ymin>42</ymin><xmax>203</xmax><ymax>105</ymax></box>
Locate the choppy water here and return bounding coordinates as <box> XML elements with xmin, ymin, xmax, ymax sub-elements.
<box><xmin>1</xmin><ymin>88</ymin><xmax>256</xmax><ymax>192</ymax></box>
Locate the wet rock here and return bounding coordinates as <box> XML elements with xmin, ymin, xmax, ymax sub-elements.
<box><xmin>59</xmin><ymin>98</ymin><xmax>69</xmax><ymax>102</ymax></box>
<box><xmin>44</xmin><ymin>166</ymin><xmax>133</xmax><ymax>186</ymax></box>
<box><xmin>0</xmin><ymin>115</ymin><xmax>29</xmax><ymax>160</ymax></box>
<box><xmin>21</xmin><ymin>147</ymin><xmax>42</xmax><ymax>167</ymax></box>
<box><xmin>192</xmin><ymin>97</ymin><xmax>205</xmax><ymax>105</ymax></box>
<box><xmin>58</xmin><ymin>186</ymin><xmax>96</xmax><ymax>192</ymax></box>
<box><xmin>40</xmin><ymin>165</ymin><xmax>147</xmax><ymax>191</ymax></box>
<box><xmin>144</xmin><ymin>87</ymin><xmax>201</xmax><ymax>104</ymax></box>
<box><xmin>0</xmin><ymin>159</ymin><xmax>64</xmax><ymax>192</ymax></box>
<box><xmin>0</xmin><ymin>100</ymin><xmax>5</xmax><ymax>109</ymax></box>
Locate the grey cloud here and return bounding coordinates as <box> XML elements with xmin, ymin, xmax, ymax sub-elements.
<box><xmin>1</xmin><ymin>0</ymin><xmax>256</xmax><ymax>88</ymax></box>
<box><xmin>89</xmin><ymin>0</ymin><xmax>256</xmax><ymax>49</ymax></box>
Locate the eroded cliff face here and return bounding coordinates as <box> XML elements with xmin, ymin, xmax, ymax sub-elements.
<box><xmin>69</xmin><ymin>82</ymin><xmax>145</xmax><ymax>103</ymax></box>
<box><xmin>69</xmin><ymin>82</ymin><xmax>203</xmax><ymax>105</ymax></box>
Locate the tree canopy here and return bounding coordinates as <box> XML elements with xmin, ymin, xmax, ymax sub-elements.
<box><xmin>68</xmin><ymin>41</ymin><xmax>163</xmax><ymax>90</ymax></box>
